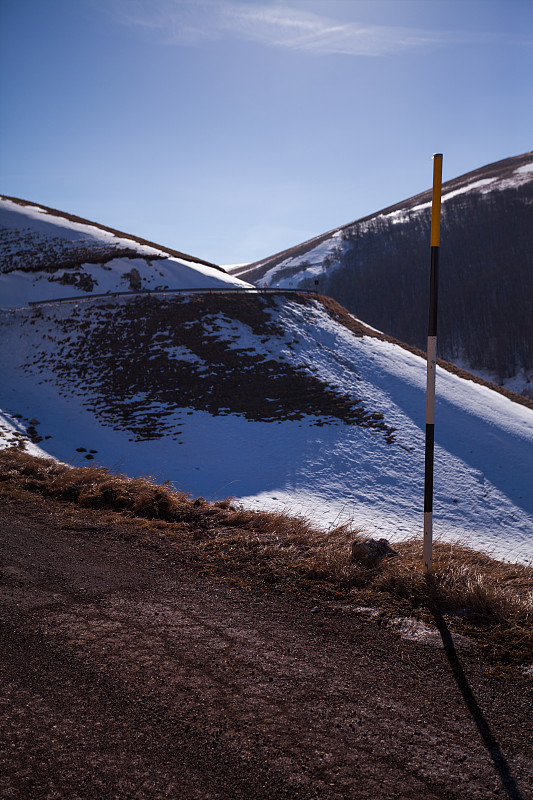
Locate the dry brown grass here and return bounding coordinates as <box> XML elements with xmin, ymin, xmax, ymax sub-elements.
<box><xmin>1</xmin><ymin>449</ymin><xmax>531</xmax><ymax>668</ymax></box>
<box><xmin>0</xmin><ymin>450</ymin><xmax>190</xmax><ymax>518</ymax></box>
<box><xmin>207</xmin><ymin>520</ymin><xmax>533</xmax><ymax>653</ymax></box>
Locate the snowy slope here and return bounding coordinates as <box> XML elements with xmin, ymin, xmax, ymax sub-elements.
<box><xmin>1</xmin><ymin>292</ymin><xmax>532</xmax><ymax>564</ymax></box>
<box><xmin>232</xmin><ymin>152</ymin><xmax>533</xmax><ymax>398</ymax></box>
<box><xmin>0</xmin><ymin>196</ymin><xmax>252</xmax><ymax>307</ymax></box>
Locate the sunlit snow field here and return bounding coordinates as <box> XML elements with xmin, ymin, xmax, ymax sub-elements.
<box><xmin>1</xmin><ymin>194</ymin><xmax>532</xmax><ymax>565</ymax></box>
<box><xmin>1</xmin><ymin>299</ymin><xmax>532</xmax><ymax>565</ymax></box>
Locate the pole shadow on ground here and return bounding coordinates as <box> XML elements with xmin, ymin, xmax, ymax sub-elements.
<box><xmin>429</xmin><ymin>607</ymin><xmax>524</xmax><ymax>800</ymax></box>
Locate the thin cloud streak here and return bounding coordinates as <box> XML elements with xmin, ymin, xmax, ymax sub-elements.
<box><xmin>116</xmin><ymin>0</ymin><xmax>533</xmax><ymax>56</ymax></box>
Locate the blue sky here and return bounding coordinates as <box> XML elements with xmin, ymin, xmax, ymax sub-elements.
<box><xmin>1</xmin><ymin>0</ymin><xmax>532</xmax><ymax>265</ymax></box>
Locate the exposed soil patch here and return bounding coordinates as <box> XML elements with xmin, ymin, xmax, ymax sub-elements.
<box><xmin>0</xmin><ymin>222</ymin><xmax>165</xmax><ymax>275</ymax></box>
<box><xmin>19</xmin><ymin>293</ymin><xmax>397</xmax><ymax>441</ymax></box>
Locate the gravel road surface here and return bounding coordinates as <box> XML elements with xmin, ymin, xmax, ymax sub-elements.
<box><xmin>1</xmin><ymin>496</ymin><xmax>532</xmax><ymax>799</ymax></box>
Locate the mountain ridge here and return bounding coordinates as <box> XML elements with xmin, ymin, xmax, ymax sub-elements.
<box><xmin>232</xmin><ymin>152</ymin><xmax>533</xmax><ymax>400</ymax></box>
<box><xmin>1</xmin><ymin>194</ymin><xmax>223</xmax><ymax>271</ymax></box>
<box><xmin>0</xmin><ymin>195</ymin><xmax>252</xmax><ymax>307</ymax></box>
<box><xmin>232</xmin><ymin>151</ymin><xmax>533</xmax><ymax>278</ymax></box>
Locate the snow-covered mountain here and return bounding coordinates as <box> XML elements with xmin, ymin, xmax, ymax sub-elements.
<box><xmin>0</xmin><ymin>196</ymin><xmax>252</xmax><ymax>306</ymax></box>
<box><xmin>233</xmin><ymin>152</ymin><xmax>533</xmax><ymax>399</ymax></box>
<box><xmin>1</xmin><ymin>211</ymin><xmax>532</xmax><ymax>565</ymax></box>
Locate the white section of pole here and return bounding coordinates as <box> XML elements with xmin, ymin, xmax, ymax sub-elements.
<box><xmin>425</xmin><ymin>336</ymin><xmax>437</xmax><ymax>425</ymax></box>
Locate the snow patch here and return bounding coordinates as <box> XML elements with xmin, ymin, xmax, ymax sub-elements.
<box><xmin>387</xmin><ymin>617</ymin><xmax>472</xmax><ymax>650</ymax></box>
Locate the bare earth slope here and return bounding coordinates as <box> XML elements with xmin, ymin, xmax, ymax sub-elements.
<box><xmin>1</xmin><ymin>492</ymin><xmax>531</xmax><ymax>800</ymax></box>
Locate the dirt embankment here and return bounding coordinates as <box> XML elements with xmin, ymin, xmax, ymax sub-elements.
<box><xmin>1</xmin><ymin>487</ymin><xmax>532</xmax><ymax>800</ymax></box>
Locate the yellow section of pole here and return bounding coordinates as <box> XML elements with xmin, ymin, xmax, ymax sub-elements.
<box><xmin>430</xmin><ymin>153</ymin><xmax>443</xmax><ymax>247</ymax></box>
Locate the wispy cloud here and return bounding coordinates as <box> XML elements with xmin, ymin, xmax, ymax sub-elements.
<box><xmin>115</xmin><ymin>0</ymin><xmax>532</xmax><ymax>56</ymax></box>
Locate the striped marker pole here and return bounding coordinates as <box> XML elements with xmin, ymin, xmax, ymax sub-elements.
<box><xmin>424</xmin><ymin>153</ymin><xmax>443</xmax><ymax>574</ymax></box>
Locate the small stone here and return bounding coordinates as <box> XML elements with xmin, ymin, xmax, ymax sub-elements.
<box><xmin>350</xmin><ymin>538</ymin><xmax>398</xmax><ymax>568</ymax></box>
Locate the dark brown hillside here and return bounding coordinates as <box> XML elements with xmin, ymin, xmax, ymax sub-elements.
<box><xmin>315</xmin><ymin>182</ymin><xmax>533</xmax><ymax>389</ymax></box>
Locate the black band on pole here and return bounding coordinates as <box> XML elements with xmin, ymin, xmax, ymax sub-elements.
<box><xmin>428</xmin><ymin>246</ymin><xmax>439</xmax><ymax>337</ymax></box>
<box><xmin>424</xmin><ymin>423</ymin><xmax>435</xmax><ymax>512</ymax></box>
